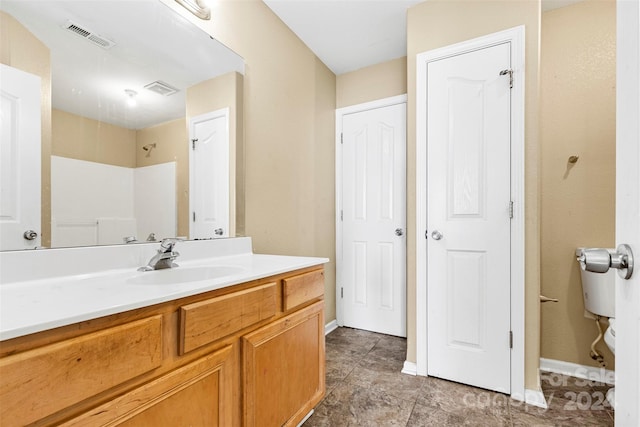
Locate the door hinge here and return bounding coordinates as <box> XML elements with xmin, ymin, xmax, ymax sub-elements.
<box><xmin>341</xmin><ymin>287</ymin><xmax>344</xmax><ymax>298</ymax></box>
<box><xmin>509</xmin><ymin>201</ymin><xmax>514</xmax><ymax>219</ymax></box>
<box><xmin>500</xmin><ymin>69</ymin><xmax>513</xmax><ymax>89</ymax></box>
<box><xmin>340</xmin><ymin>133</ymin><xmax>344</xmax><ymax>144</ymax></box>
<box><xmin>340</xmin><ymin>210</ymin><xmax>343</xmax><ymax>221</ymax></box>
<box><xmin>192</xmin><ymin>211</ymin><xmax>196</xmax><ymax>222</ymax></box>
<box><xmin>509</xmin><ymin>331</ymin><xmax>513</xmax><ymax>349</ymax></box>
<box><xmin>191</xmin><ymin>138</ymin><xmax>198</xmax><ymax>150</ymax></box>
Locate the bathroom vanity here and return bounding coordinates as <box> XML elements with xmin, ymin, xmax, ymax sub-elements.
<box><xmin>0</xmin><ymin>238</ymin><xmax>327</xmax><ymax>426</ymax></box>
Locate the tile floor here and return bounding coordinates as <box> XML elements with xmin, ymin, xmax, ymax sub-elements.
<box><xmin>304</xmin><ymin>327</ymin><xmax>614</xmax><ymax>426</ymax></box>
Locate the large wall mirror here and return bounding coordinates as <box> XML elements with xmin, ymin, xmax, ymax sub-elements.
<box><xmin>0</xmin><ymin>0</ymin><xmax>244</xmax><ymax>250</ymax></box>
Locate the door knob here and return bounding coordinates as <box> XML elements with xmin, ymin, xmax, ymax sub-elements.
<box><xmin>23</xmin><ymin>230</ymin><xmax>38</xmax><ymax>240</ymax></box>
<box><xmin>578</xmin><ymin>244</ymin><xmax>634</xmax><ymax>280</ymax></box>
<box><xmin>431</xmin><ymin>230</ymin><xmax>443</xmax><ymax>240</ymax></box>
<box><xmin>395</xmin><ymin>228</ymin><xmax>404</xmax><ymax>236</ymax></box>
<box><xmin>214</xmin><ymin>228</ymin><xmax>224</xmax><ymax>236</ymax></box>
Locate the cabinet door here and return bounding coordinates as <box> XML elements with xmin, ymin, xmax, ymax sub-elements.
<box><xmin>62</xmin><ymin>345</ymin><xmax>234</xmax><ymax>427</ymax></box>
<box><xmin>242</xmin><ymin>301</ymin><xmax>325</xmax><ymax>427</ymax></box>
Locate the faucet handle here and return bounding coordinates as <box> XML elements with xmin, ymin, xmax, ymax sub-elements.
<box><xmin>159</xmin><ymin>238</ymin><xmax>183</xmax><ymax>251</ymax></box>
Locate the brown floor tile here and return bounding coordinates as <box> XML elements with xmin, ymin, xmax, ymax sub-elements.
<box><xmin>510</xmin><ymin>401</ymin><xmax>613</xmax><ymax>427</ymax></box>
<box><xmin>325</xmin><ymin>346</ymin><xmax>361</xmax><ymax>393</ymax></box>
<box><xmin>325</xmin><ymin>327</ymin><xmax>381</xmax><ymax>355</ymax></box>
<box><xmin>305</xmin><ymin>328</ymin><xmax>615</xmax><ymax>426</ymax></box>
<box><xmin>540</xmin><ymin>371</ymin><xmax>615</xmax><ymax>415</ymax></box>
<box><xmin>346</xmin><ymin>364</ymin><xmax>426</xmax><ymax>402</ymax></box>
<box><xmin>417</xmin><ymin>377</ymin><xmax>510</xmax><ymax>413</ymax></box>
<box><xmin>306</xmin><ymin>382</ymin><xmax>415</xmax><ymax>426</ymax></box>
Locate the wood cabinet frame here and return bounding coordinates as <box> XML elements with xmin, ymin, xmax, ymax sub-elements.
<box><xmin>0</xmin><ymin>265</ymin><xmax>325</xmax><ymax>427</ymax></box>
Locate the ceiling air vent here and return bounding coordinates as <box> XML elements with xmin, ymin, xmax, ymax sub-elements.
<box><xmin>144</xmin><ymin>81</ymin><xmax>180</xmax><ymax>96</ymax></box>
<box><xmin>62</xmin><ymin>20</ymin><xmax>116</xmax><ymax>49</ymax></box>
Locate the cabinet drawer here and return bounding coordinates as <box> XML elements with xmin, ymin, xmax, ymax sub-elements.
<box><xmin>282</xmin><ymin>269</ymin><xmax>324</xmax><ymax>311</ymax></box>
<box><xmin>0</xmin><ymin>315</ymin><xmax>163</xmax><ymax>426</ymax></box>
<box><xmin>180</xmin><ymin>282</ymin><xmax>277</xmax><ymax>354</ymax></box>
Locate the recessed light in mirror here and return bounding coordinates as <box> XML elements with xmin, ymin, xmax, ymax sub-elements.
<box><xmin>124</xmin><ymin>89</ymin><xmax>137</xmax><ymax>108</ymax></box>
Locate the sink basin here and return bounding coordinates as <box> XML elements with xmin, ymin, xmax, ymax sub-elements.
<box><xmin>127</xmin><ymin>265</ymin><xmax>245</xmax><ymax>285</ymax></box>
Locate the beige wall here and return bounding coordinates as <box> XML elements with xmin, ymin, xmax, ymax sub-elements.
<box><xmin>336</xmin><ymin>57</ymin><xmax>407</xmax><ymax>108</ymax></box>
<box><xmin>540</xmin><ymin>0</ymin><xmax>616</xmax><ymax>369</ymax></box>
<box><xmin>1</xmin><ymin>12</ymin><xmax>52</xmax><ymax>247</ymax></box>
<box><xmin>160</xmin><ymin>0</ymin><xmax>338</xmax><ymax>322</ymax></box>
<box><xmin>52</xmin><ymin>109</ymin><xmax>137</xmax><ymax>168</ymax></box>
<box><xmin>407</xmin><ymin>0</ymin><xmax>541</xmax><ymax>390</ymax></box>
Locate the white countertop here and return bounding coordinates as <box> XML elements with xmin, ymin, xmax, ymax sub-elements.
<box><xmin>0</xmin><ymin>238</ymin><xmax>328</xmax><ymax>341</ymax></box>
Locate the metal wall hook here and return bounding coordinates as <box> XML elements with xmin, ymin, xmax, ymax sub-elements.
<box><xmin>568</xmin><ymin>155</ymin><xmax>579</xmax><ymax>164</ymax></box>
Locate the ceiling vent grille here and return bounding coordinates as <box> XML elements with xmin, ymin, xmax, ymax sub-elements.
<box><xmin>144</xmin><ymin>81</ymin><xmax>180</xmax><ymax>96</ymax></box>
<box><xmin>62</xmin><ymin>20</ymin><xmax>116</xmax><ymax>49</ymax></box>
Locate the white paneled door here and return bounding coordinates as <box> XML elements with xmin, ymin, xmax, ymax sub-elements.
<box><xmin>426</xmin><ymin>43</ymin><xmax>512</xmax><ymax>392</ymax></box>
<box><xmin>189</xmin><ymin>109</ymin><xmax>229</xmax><ymax>240</ymax></box>
<box><xmin>615</xmin><ymin>0</ymin><xmax>640</xmax><ymax>422</ymax></box>
<box><xmin>341</xmin><ymin>102</ymin><xmax>406</xmax><ymax>337</ymax></box>
<box><xmin>0</xmin><ymin>64</ymin><xmax>41</xmax><ymax>250</ymax></box>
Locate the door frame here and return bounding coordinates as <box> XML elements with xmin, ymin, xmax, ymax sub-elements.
<box><xmin>188</xmin><ymin>107</ymin><xmax>230</xmax><ymax>239</ymax></box>
<box><xmin>416</xmin><ymin>27</ymin><xmax>525</xmax><ymax>400</ymax></box>
<box><xmin>335</xmin><ymin>94</ymin><xmax>408</xmax><ymax>327</ymax></box>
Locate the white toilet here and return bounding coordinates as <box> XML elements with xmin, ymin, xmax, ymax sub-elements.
<box><xmin>576</xmin><ymin>248</ymin><xmax>616</xmax><ymax>408</ymax></box>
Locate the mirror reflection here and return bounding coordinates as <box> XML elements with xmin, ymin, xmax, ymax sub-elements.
<box><xmin>0</xmin><ymin>0</ymin><xmax>244</xmax><ymax>250</ymax></box>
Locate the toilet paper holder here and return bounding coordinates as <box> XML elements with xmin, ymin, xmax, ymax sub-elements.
<box><xmin>577</xmin><ymin>244</ymin><xmax>634</xmax><ymax>280</ymax></box>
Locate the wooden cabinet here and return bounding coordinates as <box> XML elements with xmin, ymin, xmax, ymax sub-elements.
<box><xmin>282</xmin><ymin>269</ymin><xmax>324</xmax><ymax>311</ymax></box>
<box><xmin>243</xmin><ymin>301</ymin><xmax>325</xmax><ymax>427</ymax></box>
<box><xmin>180</xmin><ymin>282</ymin><xmax>278</xmax><ymax>354</ymax></box>
<box><xmin>62</xmin><ymin>345</ymin><xmax>234</xmax><ymax>426</ymax></box>
<box><xmin>0</xmin><ymin>315</ymin><xmax>163</xmax><ymax>426</ymax></box>
<box><xmin>0</xmin><ymin>265</ymin><xmax>325</xmax><ymax>427</ymax></box>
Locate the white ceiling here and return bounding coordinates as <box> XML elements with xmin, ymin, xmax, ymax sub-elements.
<box><xmin>264</xmin><ymin>0</ymin><xmax>585</xmax><ymax>76</ymax></box>
<box><xmin>264</xmin><ymin>0</ymin><xmax>422</xmax><ymax>75</ymax></box>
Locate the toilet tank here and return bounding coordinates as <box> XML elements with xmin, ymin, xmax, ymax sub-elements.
<box><xmin>576</xmin><ymin>248</ymin><xmax>616</xmax><ymax>318</ymax></box>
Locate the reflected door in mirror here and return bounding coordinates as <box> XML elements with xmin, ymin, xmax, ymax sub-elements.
<box><xmin>189</xmin><ymin>109</ymin><xmax>230</xmax><ymax>239</ymax></box>
<box><xmin>0</xmin><ymin>64</ymin><xmax>41</xmax><ymax>250</ymax></box>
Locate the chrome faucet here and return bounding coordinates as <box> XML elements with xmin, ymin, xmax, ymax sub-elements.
<box><xmin>138</xmin><ymin>238</ymin><xmax>181</xmax><ymax>271</ymax></box>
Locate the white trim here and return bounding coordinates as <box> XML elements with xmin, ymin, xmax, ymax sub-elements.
<box><xmin>415</xmin><ymin>26</ymin><xmax>526</xmax><ymax>400</ymax></box>
<box><xmin>540</xmin><ymin>358</ymin><xmax>615</xmax><ymax>385</ymax></box>
<box><xmin>522</xmin><ymin>389</ymin><xmax>548</xmax><ymax>409</ymax></box>
<box><xmin>296</xmin><ymin>409</ymin><xmax>314</xmax><ymax>427</ymax></box>
<box><xmin>335</xmin><ymin>94</ymin><xmax>408</xmax><ymax>328</ymax></box>
<box><xmin>324</xmin><ymin>319</ymin><xmax>338</xmax><ymax>336</ymax></box>
<box><xmin>402</xmin><ymin>360</ymin><xmax>418</xmax><ymax>376</ymax></box>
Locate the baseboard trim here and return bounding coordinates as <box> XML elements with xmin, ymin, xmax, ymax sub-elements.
<box><xmin>523</xmin><ymin>389</ymin><xmax>548</xmax><ymax>409</ymax></box>
<box><xmin>296</xmin><ymin>409</ymin><xmax>314</xmax><ymax>427</ymax></box>
<box><xmin>540</xmin><ymin>357</ymin><xmax>615</xmax><ymax>385</ymax></box>
<box><xmin>401</xmin><ymin>361</ymin><xmax>417</xmax><ymax>376</ymax></box>
<box><xmin>324</xmin><ymin>319</ymin><xmax>338</xmax><ymax>336</ymax></box>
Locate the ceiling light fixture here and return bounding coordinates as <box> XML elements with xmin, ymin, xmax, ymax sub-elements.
<box><xmin>174</xmin><ymin>0</ymin><xmax>211</xmax><ymax>20</ymax></box>
<box><xmin>124</xmin><ymin>89</ymin><xmax>137</xmax><ymax>108</ymax></box>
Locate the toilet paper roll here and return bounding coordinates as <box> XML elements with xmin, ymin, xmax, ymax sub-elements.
<box><xmin>578</xmin><ymin>248</ymin><xmax>611</xmax><ymax>273</ymax></box>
